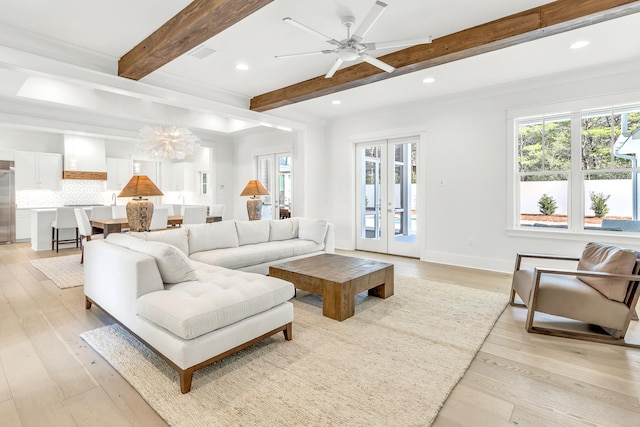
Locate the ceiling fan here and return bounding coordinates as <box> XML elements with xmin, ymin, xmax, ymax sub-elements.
<box><xmin>275</xmin><ymin>1</ymin><xmax>432</xmax><ymax>78</ymax></box>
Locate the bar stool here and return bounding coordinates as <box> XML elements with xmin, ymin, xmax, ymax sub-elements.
<box><xmin>51</xmin><ymin>207</ymin><xmax>79</xmax><ymax>252</ymax></box>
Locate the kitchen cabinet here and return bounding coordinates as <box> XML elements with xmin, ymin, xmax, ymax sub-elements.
<box><xmin>133</xmin><ymin>160</ymin><xmax>160</xmax><ymax>184</ymax></box>
<box><xmin>106</xmin><ymin>157</ymin><xmax>132</xmax><ymax>190</ymax></box>
<box><xmin>15</xmin><ymin>209</ymin><xmax>31</xmax><ymax>241</ymax></box>
<box><xmin>162</xmin><ymin>162</ymin><xmax>195</xmax><ymax>192</ymax></box>
<box><xmin>15</xmin><ymin>151</ymin><xmax>62</xmax><ymax>190</ymax></box>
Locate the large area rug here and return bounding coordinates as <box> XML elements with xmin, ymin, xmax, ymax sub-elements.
<box><xmin>30</xmin><ymin>254</ymin><xmax>83</xmax><ymax>289</ymax></box>
<box><xmin>80</xmin><ymin>276</ymin><xmax>507</xmax><ymax>427</ymax></box>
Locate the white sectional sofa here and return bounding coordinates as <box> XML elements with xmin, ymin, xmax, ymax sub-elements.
<box><xmin>82</xmin><ymin>217</ymin><xmax>333</xmax><ymax>393</ymax></box>
<box><xmin>131</xmin><ymin>217</ymin><xmax>334</xmax><ymax>274</ymax></box>
<box><xmin>84</xmin><ymin>235</ymin><xmax>295</xmax><ymax>393</ymax></box>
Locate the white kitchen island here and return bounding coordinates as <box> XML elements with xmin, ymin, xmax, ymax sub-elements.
<box><xmin>30</xmin><ymin>208</ymin><xmax>78</xmax><ymax>251</ymax></box>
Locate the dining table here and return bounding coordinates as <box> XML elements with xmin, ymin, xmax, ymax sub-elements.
<box><xmin>90</xmin><ymin>215</ymin><xmax>220</xmax><ymax>237</ymax></box>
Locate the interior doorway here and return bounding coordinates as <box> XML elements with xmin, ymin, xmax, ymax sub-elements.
<box><xmin>258</xmin><ymin>153</ymin><xmax>292</xmax><ymax>220</ymax></box>
<box><xmin>355</xmin><ymin>137</ymin><xmax>418</xmax><ymax>257</ymax></box>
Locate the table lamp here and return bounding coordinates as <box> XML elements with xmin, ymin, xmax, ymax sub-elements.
<box><xmin>240</xmin><ymin>179</ymin><xmax>269</xmax><ymax>220</ymax></box>
<box><xmin>118</xmin><ymin>175</ymin><xmax>164</xmax><ymax>231</ymax></box>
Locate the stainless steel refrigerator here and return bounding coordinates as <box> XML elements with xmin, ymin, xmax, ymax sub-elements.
<box><xmin>0</xmin><ymin>160</ymin><xmax>16</xmax><ymax>244</ymax></box>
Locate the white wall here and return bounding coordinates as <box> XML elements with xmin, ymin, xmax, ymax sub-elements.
<box><xmin>321</xmin><ymin>58</ymin><xmax>640</xmax><ymax>272</ymax></box>
<box><xmin>213</xmin><ymin>140</ymin><xmax>235</xmax><ymax>219</ymax></box>
<box><xmin>0</xmin><ymin>128</ymin><xmax>63</xmax><ymax>153</ymax></box>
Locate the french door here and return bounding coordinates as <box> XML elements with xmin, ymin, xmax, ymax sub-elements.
<box><xmin>355</xmin><ymin>137</ymin><xmax>418</xmax><ymax>257</ymax></box>
<box><xmin>258</xmin><ymin>153</ymin><xmax>292</xmax><ymax>220</ymax></box>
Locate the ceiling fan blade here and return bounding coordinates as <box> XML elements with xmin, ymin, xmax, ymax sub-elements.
<box><xmin>352</xmin><ymin>1</ymin><xmax>388</xmax><ymax>42</ymax></box>
<box><xmin>275</xmin><ymin>50</ymin><xmax>335</xmax><ymax>59</ymax></box>
<box><xmin>363</xmin><ymin>36</ymin><xmax>433</xmax><ymax>51</ymax></box>
<box><xmin>360</xmin><ymin>53</ymin><xmax>394</xmax><ymax>73</ymax></box>
<box><xmin>325</xmin><ymin>58</ymin><xmax>344</xmax><ymax>78</ymax></box>
<box><xmin>283</xmin><ymin>17</ymin><xmax>341</xmax><ymax>47</ymax></box>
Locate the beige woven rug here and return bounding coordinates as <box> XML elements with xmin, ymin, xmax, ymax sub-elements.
<box><xmin>30</xmin><ymin>255</ymin><xmax>83</xmax><ymax>289</ymax></box>
<box><xmin>80</xmin><ymin>276</ymin><xmax>507</xmax><ymax>427</ymax></box>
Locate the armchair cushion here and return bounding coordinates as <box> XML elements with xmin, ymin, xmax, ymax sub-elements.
<box><xmin>513</xmin><ymin>269</ymin><xmax>630</xmax><ymax>331</ymax></box>
<box><xmin>577</xmin><ymin>242</ymin><xmax>637</xmax><ymax>303</ymax></box>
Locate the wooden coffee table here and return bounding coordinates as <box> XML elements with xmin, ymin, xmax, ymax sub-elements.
<box><xmin>269</xmin><ymin>253</ymin><xmax>394</xmax><ymax>321</ymax></box>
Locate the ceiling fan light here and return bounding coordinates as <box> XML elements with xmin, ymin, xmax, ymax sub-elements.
<box><xmin>339</xmin><ymin>47</ymin><xmax>359</xmax><ymax>61</ymax></box>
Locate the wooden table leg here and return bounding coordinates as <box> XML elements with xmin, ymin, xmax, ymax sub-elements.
<box><xmin>368</xmin><ymin>265</ymin><xmax>394</xmax><ymax>298</ymax></box>
<box><xmin>103</xmin><ymin>223</ymin><xmax>122</xmax><ymax>237</ymax></box>
<box><xmin>323</xmin><ymin>280</ymin><xmax>355</xmax><ymax>321</ymax></box>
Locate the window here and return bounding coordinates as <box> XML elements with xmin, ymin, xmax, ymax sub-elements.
<box><xmin>198</xmin><ymin>171</ymin><xmax>208</xmax><ymax>195</ymax></box>
<box><xmin>514</xmin><ymin>105</ymin><xmax>640</xmax><ymax>233</ymax></box>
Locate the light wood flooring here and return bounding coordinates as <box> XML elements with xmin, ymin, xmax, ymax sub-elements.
<box><xmin>0</xmin><ymin>243</ymin><xmax>639</xmax><ymax>426</ymax></box>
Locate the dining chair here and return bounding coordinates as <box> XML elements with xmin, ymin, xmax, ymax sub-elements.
<box><xmin>181</xmin><ymin>206</ymin><xmax>207</xmax><ymax>224</ymax></box>
<box><xmin>74</xmin><ymin>208</ymin><xmax>103</xmax><ymax>263</ymax></box>
<box><xmin>51</xmin><ymin>207</ymin><xmax>79</xmax><ymax>252</ymax></box>
<box><xmin>149</xmin><ymin>207</ymin><xmax>170</xmax><ymax>231</ymax></box>
<box><xmin>90</xmin><ymin>206</ymin><xmax>113</xmax><ymax>220</ymax></box>
<box><xmin>112</xmin><ymin>205</ymin><xmax>127</xmax><ymax>219</ymax></box>
<box><xmin>210</xmin><ymin>204</ymin><xmax>225</xmax><ymax>218</ymax></box>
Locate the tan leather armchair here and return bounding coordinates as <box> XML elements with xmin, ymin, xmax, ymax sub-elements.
<box><xmin>510</xmin><ymin>242</ymin><xmax>640</xmax><ymax>347</ymax></box>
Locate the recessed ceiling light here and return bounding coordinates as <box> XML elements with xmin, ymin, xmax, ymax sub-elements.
<box><xmin>235</xmin><ymin>63</ymin><xmax>249</xmax><ymax>71</ymax></box>
<box><xmin>332</xmin><ymin>100</ymin><xmax>342</xmax><ymax>105</ymax></box>
<box><xmin>570</xmin><ymin>40</ymin><xmax>589</xmax><ymax>49</ymax></box>
<box><xmin>422</xmin><ymin>77</ymin><xmax>435</xmax><ymax>84</ymax></box>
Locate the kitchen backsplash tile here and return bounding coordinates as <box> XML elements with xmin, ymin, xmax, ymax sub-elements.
<box><xmin>17</xmin><ymin>179</ymin><xmax>211</xmax><ymax>209</ymax></box>
<box><xmin>17</xmin><ymin>180</ymin><xmax>109</xmax><ymax>208</ymax></box>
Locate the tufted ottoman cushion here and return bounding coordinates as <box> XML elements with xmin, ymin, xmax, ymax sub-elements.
<box><xmin>136</xmin><ymin>265</ymin><xmax>295</xmax><ymax>340</ymax></box>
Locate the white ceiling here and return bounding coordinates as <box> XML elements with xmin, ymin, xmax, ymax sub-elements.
<box><xmin>1</xmin><ymin>0</ymin><xmax>640</xmax><ymax>123</ymax></box>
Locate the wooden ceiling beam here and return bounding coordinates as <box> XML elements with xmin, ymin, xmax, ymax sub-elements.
<box><xmin>250</xmin><ymin>0</ymin><xmax>640</xmax><ymax>112</ymax></box>
<box><xmin>118</xmin><ymin>0</ymin><xmax>274</xmax><ymax>81</ymax></box>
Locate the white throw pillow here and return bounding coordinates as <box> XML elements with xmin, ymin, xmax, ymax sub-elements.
<box><xmin>184</xmin><ymin>221</ymin><xmax>239</xmax><ymax>254</ymax></box>
<box><xmin>129</xmin><ymin>228</ymin><xmax>190</xmax><ymax>256</ymax></box>
<box><xmin>127</xmin><ymin>238</ymin><xmax>197</xmax><ymax>284</ymax></box>
<box><xmin>298</xmin><ymin>218</ymin><xmax>328</xmax><ymax>245</ymax></box>
<box><xmin>236</xmin><ymin>220</ymin><xmax>270</xmax><ymax>246</ymax></box>
<box><xmin>270</xmin><ymin>218</ymin><xmax>299</xmax><ymax>241</ymax></box>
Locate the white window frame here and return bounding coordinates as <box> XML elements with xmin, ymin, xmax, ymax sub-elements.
<box><xmin>507</xmin><ymin>94</ymin><xmax>640</xmax><ymax>246</ymax></box>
